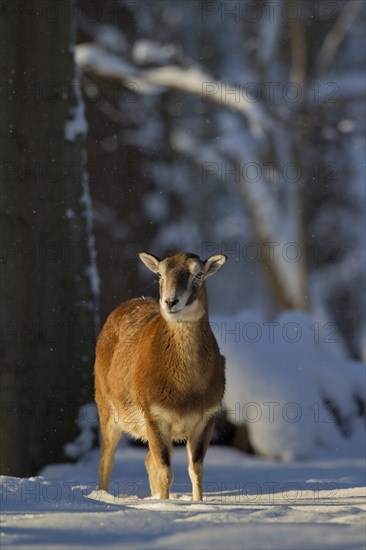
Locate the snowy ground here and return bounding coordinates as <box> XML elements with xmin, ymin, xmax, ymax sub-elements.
<box><xmin>1</xmin><ymin>310</ymin><xmax>365</xmax><ymax>548</ymax></box>
<box><xmin>1</xmin><ymin>444</ymin><xmax>365</xmax><ymax>550</ymax></box>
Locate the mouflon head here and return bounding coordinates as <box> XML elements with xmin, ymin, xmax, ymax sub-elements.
<box><xmin>139</xmin><ymin>251</ymin><xmax>227</xmax><ymax>322</ymax></box>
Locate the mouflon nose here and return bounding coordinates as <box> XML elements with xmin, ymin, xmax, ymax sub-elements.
<box><xmin>165</xmin><ymin>299</ymin><xmax>179</xmax><ymax>310</ymax></box>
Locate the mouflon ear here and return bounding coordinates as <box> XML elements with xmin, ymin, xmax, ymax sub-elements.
<box><xmin>203</xmin><ymin>255</ymin><xmax>227</xmax><ymax>278</ymax></box>
<box><xmin>139</xmin><ymin>252</ymin><xmax>161</xmax><ymax>273</ymax></box>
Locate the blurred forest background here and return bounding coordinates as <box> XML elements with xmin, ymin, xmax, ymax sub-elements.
<box><xmin>1</xmin><ymin>0</ymin><xmax>365</xmax><ymax>476</ymax></box>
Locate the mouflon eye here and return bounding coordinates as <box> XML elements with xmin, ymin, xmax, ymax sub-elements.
<box><xmin>193</xmin><ymin>272</ymin><xmax>204</xmax><ymax>285</ymax></box>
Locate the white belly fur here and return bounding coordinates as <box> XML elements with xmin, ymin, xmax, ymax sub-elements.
<box><xmin>109</xmin><ymin>401</ymin><xmax>218</xmax><ymax>442</ymax></box>
<box><xmin>150</xmin><ymin>404</ymin><xmax>218</xmax><ymax>441</ymax></box>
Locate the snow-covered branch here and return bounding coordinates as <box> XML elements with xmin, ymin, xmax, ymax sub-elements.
<box><xmin>75</xmin><ymin>42</ymin><xmax>269</xmax><ymax>136</ymax></box>
<box><xmin>172</xmin><ymin>127</ymin><xmax>306</xmax><ymax>309</ymax></box>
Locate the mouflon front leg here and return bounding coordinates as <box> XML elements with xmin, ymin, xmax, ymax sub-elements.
<box><xmin>145</xmin><ymin>416</ymin><xmax>173</xmax><ymax>499</ymax></box>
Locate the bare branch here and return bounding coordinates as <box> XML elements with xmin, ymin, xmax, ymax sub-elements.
<box><xmin>316</xmin><ymin>0</ymin><xmax>364</xmax><ymax>76</ymax></box>
<box><xmin>288</xmin><ymin>1</ymin><xmax>307</xmax><ymax>91</ymax></box>
<box><xmin>257</xmin><ymin>0</ymin><xmax>284</xmax><ymax>66</ymax></box>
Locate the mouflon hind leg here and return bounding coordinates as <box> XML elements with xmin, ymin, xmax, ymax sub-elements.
<box><xmin>98</xmin><ymin>406</ymin><xmax>123</xmax><ymax>492</ymax></box>
<box><xmin>187</xmin><ymin>418</ymin><xmax>215</xmax><ymax>501</ymax></box>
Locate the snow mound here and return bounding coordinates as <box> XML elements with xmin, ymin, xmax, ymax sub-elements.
<box><xmin>212</xmin><ymin>310</ymin><xmax>366</xmax><ymax>460</ymax></box>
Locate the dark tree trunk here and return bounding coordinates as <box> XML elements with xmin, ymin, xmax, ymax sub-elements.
<box><xmin>0</xmin><ymin>0</ymin><xmax>98</xmax><ymax>475</ymax></box>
